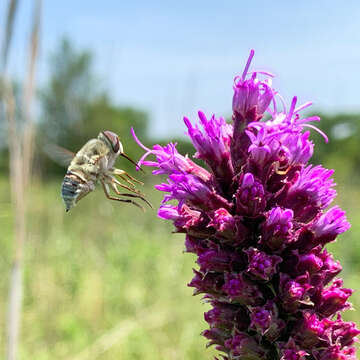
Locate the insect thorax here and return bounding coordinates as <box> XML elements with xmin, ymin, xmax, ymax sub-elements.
<box><xmin>68</xmin><ymin>138</ymin><xmax>111</xmax><ymax>182</ymax></box>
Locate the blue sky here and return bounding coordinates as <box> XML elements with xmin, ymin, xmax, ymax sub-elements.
<box><xmin>2</xmin><ymin>0</ymin><xmax>360</xmax><ymax>138</ymax></box>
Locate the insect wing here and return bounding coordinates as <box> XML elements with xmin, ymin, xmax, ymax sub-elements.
<box><xmin>44</xmin><ymin>144</ymin><xmax>75</xmax><ymax>167</ymax></box>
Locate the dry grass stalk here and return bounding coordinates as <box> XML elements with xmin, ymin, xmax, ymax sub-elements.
<box><xmin>3</xmin><ymin>79</ymin><xmax>26</xmax><ymax>360</ymax></box>
<box><xmin>22</xmin><ymin>0</ymin><xmax>41</xmax><ymax>183</ymax></box>
<box><xmin>1</xmin><ymin>0</ymin><xmax>18</xmax><ymax>71</ymax></box>
<box><xmin>1</xmin><ymin>1</ymin><xmax>41</xmax><ymax>359</ymax></box>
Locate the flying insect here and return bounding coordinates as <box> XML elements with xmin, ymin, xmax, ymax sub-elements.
<box><xmin>47</xmin><ymin>131</ymin><xmax>152</xmax><ymax>212</ymax></box>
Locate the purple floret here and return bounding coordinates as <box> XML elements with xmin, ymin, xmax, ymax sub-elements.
<box><xmin>134</xmin><ymin>50</ymin><xmax>358</xmax><ymax>359</ymax></box>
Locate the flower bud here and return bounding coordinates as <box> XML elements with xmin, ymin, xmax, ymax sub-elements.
<box><xmin>235</xmin><ymin>173</ymin><xmax>266</xmax><ymax>217</ymax></box>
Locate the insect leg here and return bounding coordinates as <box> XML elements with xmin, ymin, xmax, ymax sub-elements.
<box><xmin>106</xmin><ymin>174</ymin><xmax>145</xmax><ymax>195</ymax></box>
<box><xmin>109</xmin><ymin>181</ymin><xmax>153</xmax><ymax>208</ymax></box>
<box><xmin>112</xmin><ymin>168</ymin><xmax>144</xmax><ymax>186</ymax></box>
<box><xmin>111</xmin><ymin>170</ymin><xmax>137</xmax><ymax>188</ymax></box>
<box><xmin>101</xmin><ymin>181</ymin><xmax>144</xmax><ymax>211</ymax></box>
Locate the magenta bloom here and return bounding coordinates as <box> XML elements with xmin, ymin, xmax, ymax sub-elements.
<box><xmin>133</xmin><ymin>51</ymin><xmax>358</xmax><ymax>359</ymax></box>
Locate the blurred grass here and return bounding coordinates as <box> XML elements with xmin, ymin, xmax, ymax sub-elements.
<box><xmin>0</xmin><ymin>175</ymin><xmax>216</xmax><ymax>359</ymax></box>
<box><xmin>0</xmin><ymin>173</ymin><xmax>359</xmax><ymax>359</ymax></box>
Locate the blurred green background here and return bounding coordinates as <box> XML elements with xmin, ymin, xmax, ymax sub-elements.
<box><xmin>0</xmin><ymin>37</ymin><xmax>360</xmax><ymax>360</ymax></box>
<box><xmin>1</xmin><ymin>2</ymin><xmax>360</xmax><ymax>359</ymax></box>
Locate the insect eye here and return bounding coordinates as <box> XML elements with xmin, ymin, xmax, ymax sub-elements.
<box><xmin>103</xmin><ymin>130</ymin><xmax>120</xmax><ymax>153</ymax></box>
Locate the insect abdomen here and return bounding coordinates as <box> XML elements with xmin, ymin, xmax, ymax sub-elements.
<box><xmin>61</xmin><ymin>174</ymin><xmax>82</xmax><ymax>212</ymax></box>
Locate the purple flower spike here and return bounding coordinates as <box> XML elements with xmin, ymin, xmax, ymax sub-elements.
<box><xmin>311</xmin><ymin>206</ymin><xmax>351</xmax><ymax>245</ymax></box>
<box><xmin>184</xmin><ymin>112</ymin><xmax>234</xmax><ymax>183</ymax></box>
<box><xmin>231</xmin><ymin>50</ymin><xmax>275</xmax><ymax>173</ymax></box>
<box><xmin>327</xmin><ymin>315</ymin><xmax>360</xmax><ymax>348</ymax></box>
<box><xmin>317</xmin><ymin>249</ymin><xmax>342</xmax><ymax>285</ymax></box>
<box><xmin>295</xmin><ymin>312</ymin><xmax>325</xmax><ymax>348</ymax></box>
<box><xmin>224</xmin><ymin>333</ymin><xmax>268</xmax><ymax>359</ymax></box>
<box><xmin>235</xmin><ymin>173</ymin><xmax>266</xmax><ymax>217</ymax></box>
<box><xmin>198</xmin><ymin>249</ymin><xmax>233</xmax><ymax>272</ymax></box>
<box><xmin>296</xmin><ymin>248</ymin><xmax>324</xmax><ymax>274</ymax></box>
<box><xmin>208</xmin><ymin>208</ymin><xmax>236</xmax><ymax>233</ymax></box>
<box><xmin>223</xmin><ymin>272</ymin><xmax>263</xmax><ymax>306</ymax></box>
<box><xmin>208</xmin><ymin>208</ymin><xmax>247</xmax><ymax>242</ymax></box>
<box><xmin>318</xmin><ymin>279</ymin><xmax>353</xmax><ymax>317</ymax></box>
<box><xmin>279</xmin><ymin>338</ymin><xmax>309</xmax><ymax>360</ymax></box>
<box><xmin>249</xmin><ymin>301</ymin><xmax>285</xmax><ymax>341</ymax></box>
<box><xmin>261</xmin><ymin>207</ymin><xmax>294</xmax><ymax>250</ymax></box>
<box><xmin>313</xmin><ymin>344</ymin><xmax>357</xmax><ymax>360</ymax></box>
<box><xmin>245</xmin><ymin>247</ymin><xmax>282</xmax><ymax>281</ymax></box>
<box><xmin>131</xmin><ymin>127</ymin><xmax>211</xmax><ymax>182</ymax></box>
<box><xmin>134</xmin><ymin>50</ymin><xmax>358</xmax><ymax>359</ymax></box>
<box><xmin>283</xmin><ymin>165</ymin><xmax>336</xmax><ymax>222</ymax></box>
<box><xmin>204</xmin><ymin>301</ymin><xmax>250</xmax><ymax>331</ymax></box>
<box><xmin>156</xmin><ymin>173</ymin><xmax>231</xmax><ymax>211</ymax></box>
<box><xmin>232</xmin><ymin>50</ymin><xmax>274</xmax><ymax>122</ymax></box>
<box><xmin>158</xmin><ymin>204</ymin><xmax>210</xmax><ymax>237</ymax></box>
<box><xmin>279</xmin><ymin>273</ymin><xmax>314</xmax><ymax>313</ymax></box>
